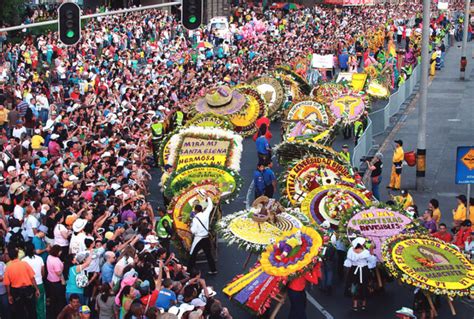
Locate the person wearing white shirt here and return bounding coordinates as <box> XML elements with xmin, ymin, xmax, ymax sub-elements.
<box><xmin>344</xmin><ymin>237</ymin><xmax>376</xmax><ymax>312</ymax></box>
<box><xmin>13</xmin><ymin>202</ymin><xmax>25</xmax><ymax>221</ymax></box>
<box><xmin>23</xmin><ymin>242</ymin><xmax>46</xmax><ymax>319</ymax></box>
<box><xmin>188</xmin><ymin>193</ymin><xmax>217</xmax><ymax>275</ymax></box>
<box><xmin>24</xmin><ymin>207</ymin><xmax>40</xmax><ymax>239</ymax></box>
<box><xmin>69</xmin><ymin>218</ymin><xmax>89</xmax><ymax>255</ymax></box>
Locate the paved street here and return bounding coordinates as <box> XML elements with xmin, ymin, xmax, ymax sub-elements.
<box><xmin>150</xmin><ymin>43</ymin><xmax>474</xmax><ymax>319</ymax></box>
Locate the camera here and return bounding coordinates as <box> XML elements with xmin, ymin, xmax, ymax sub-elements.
<box><xmin>360</xmin><ymin>156</ymin><xmax>373</xmax><ymax>162</ymax></box>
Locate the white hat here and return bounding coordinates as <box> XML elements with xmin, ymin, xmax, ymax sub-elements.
<box><xmin>351</xmin><ymin>237</ymin><xmax>366</xmax><ymax>248</ymax></box>
<box><xmin>114</xmin><ymin>190</ymin><xmax>124</xmax><ymax>197</ymax></box>
<box><xmin>7</xmin><ymin>166</ymin><xmax>16</xmax><ymax>173</ymax></box>
<box><xmin>101</xmin><ymin>151</ymin><xmax>111</xmax><ymax>158</ymax></box>
<box><xmin>145</xmin><ymin>234</ymin><xmax>159</xmax><ymax>244</ymax></box>
<box><xmin>168</xmin><ymin>304</ymin><xmax>195</xmax><ymax>319</ymax></box>
<box><xmin>111</xmin><ymin>183</ymin><xmax>121</xmax><ymax>191</ymax></box>
<box><xmin>50</xmin><ymin>134</ymin><xmax>60</xmax><ymax>140</ymax></box>
<box><xmin>395</xmin><ymin>307</ymin><xmax>417</xmax><ymax>318</ymax></box>
<box><xmin>72</xmin><ymin>218</ymin><xmax>87</xmax><ymax>233</ymax></box>
<box><xmin>199</xmin><ymin>286</ymin><xmax>217</xmax><ymax>299</ymax></box>
<box><xmin>69</xmin><ymin>175</ymin><xmax>79</xmax><ymax>181</ymax></box>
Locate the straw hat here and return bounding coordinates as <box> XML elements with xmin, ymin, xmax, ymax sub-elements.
<box><xmin>195</xmin><ymin>86</ymin><xmax>246</xmax><ymax>115</ymax></box>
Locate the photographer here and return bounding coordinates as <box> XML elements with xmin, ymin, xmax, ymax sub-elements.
<box><xmin>366</xmin><ymin>152</ymin><xmax>383</xmax><ymax>200</ymax></box>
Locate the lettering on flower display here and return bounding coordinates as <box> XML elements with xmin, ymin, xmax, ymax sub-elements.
<box><xmin>287</xmin><ymin>101</ymin><xmax>330</xmax><ymax>125</ymax></box>
<box><xmin>391</xmin><ymin>238</ymin><xmax>474</xmax><ymax>290</ymax></box>
<box><xmin>347</xmin><ymin>208</ymin><xmax>413</xmax><ymax>261</ymax></box>
<box><xmin>176</xmin><ymin>137</ymin><xmax>231</xmax><ymax>169</ymax></box>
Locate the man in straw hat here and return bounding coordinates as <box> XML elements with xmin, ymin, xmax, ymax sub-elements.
<box><xmin>395</xmin><ymin>307</ymin><xmax>417</xmax><ymax>319</ymax></box>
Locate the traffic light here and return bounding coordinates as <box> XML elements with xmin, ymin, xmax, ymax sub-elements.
<box><xmin>181</xmin><ymin>0</ymin><xmax>203</xmax><ymax>30</ymax></box>
<box><xmin>58</xmin><ymin>2</ymin><xmax>81</xmax><ymax>46</ymax></box>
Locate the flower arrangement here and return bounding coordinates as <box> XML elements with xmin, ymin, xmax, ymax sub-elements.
<box><xmin>274</xmin><ymin>66</ymin><xmax>312</xmax><ymax>96</ymax></box>
<box><xmin>249</xmin><ymin>75</ymin><xmax>286</xmax><ymax>120</ymax></box>
<box><xmin>381</xmin><ymin>233</ymin><xmax>474</xmax><ymax>297</ymax></box>
<box><xmin>260</xmin><ymin>226</ymin><xmax>322</xmax><ymax>277</ymax></box>
<box><xmin>167</xmin><ymin>126</ymin><xmax>243</xmax><ymax>172</ymax></box>
<box><xmin>185</xmin><ymin>112</ymin><xmax>235</xmax><ymax>130</ymax></box>
<box><xmin>329</xmin><ymin>94</ymin><xmax>366</xmax><ymax>125</ymax></box>
<box><xmin>274</xmin><ymin>140</ymin><xmax>346</xmax><ymax>167</ymax></box>
<box><xmin>164</xmin><ymin>163</ymin><xmax>243</xmax><ymax>203</ymax></box>
<box><xmin>217</xmin><ymin>208</ymin><xmax>310</xmax><ymax>252</ymax></box>
<box><xmin>229</xmin><ymin>85</ymin><xmax>267</xmax><ymax>136</ymax></box>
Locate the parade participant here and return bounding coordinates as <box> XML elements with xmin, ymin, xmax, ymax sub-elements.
<box><xmin>432</xmin><ymin>223</ymin><xmax>452</xmax><ymax>243</ymax></box>
<box><xmin>428</xmin><ymin>198</ymin><xmax>441</xmax><ymax>225</ymax></box>
<box><xmin>420</xmin><ymin>210</ymin><xmax>437</xmax><ymax>234</ymax></box>
<box><xmin>394</xmin><ymin>190</ymin><xmax>414</xmax><ymax>209</ymax></box>
<box><xmin>353</xmin><ymin>120</ymin><xmax>364</xmax><ymax>146</ymax></box>
<box><xmin>339</xmin><ymin>144</ymin><xmax>351</xmax><ymax>163</ymax></box>
<box><xmin>319</xmin><ymin>235</ymin><xmax>336</xmax><ymax>295</ymax></box>
<box><xmin>188</xmin><ymin>192</ymin><xmax>217</xmax><ymax>275</ymax></box>
<box><xmin>452</xmin><ymin>194</ymin><xmax>467</xmax><ymax>231</ymax></box>
<box><xmin>253</xmin><ymin>162</ymin><xmax>266</xmax><ymax>199</ymax></box>
<box><xmin>160</xmin><ymin>165</ymin><xmax>174</xmax><ymax>207</ymax></box>
<box><xmin>253</xmin><ymin>116</ymin><xmax>272</xmax><ymax>142</ymax></box>
<box><xmin>156</xmin><ymin>208</ymin><xmax>173</xmax><ymax>256</ymax></box>
<box><xmin>367</xmin><ymin>153</ymin><xmax>383</xmax><ymax>200</ymax></box>
<box><xmin>344</xmin><ymin>237</ymin><xmax>376</xmax><ymax>312</ymax></box>
<box><xmin>388</xmin><ymin>140</ymin><xmax>404</xmax><ymax>190</ymax></box>
<box><xmin>286</xmin><ymin>263</ymin><xmax>320</xmax><ymax>319</ymax></box>
<box><xmin>263</xmin><ymin>161</ymin><xmax>277</xmax><ymax>198</ymax></box>
<box><xmin>395</xmin><ymin>307</ymin><xmax>417</xmax><ymax>319</ymax></box>
<box><xmin>453</xmin><ymin>220</ymin><xmax>472</xmax><ymax>249</ymax></box>
<box><xmin>255</xmin><ymin>124</ymin><xmax>271</xmax><ymax>165</ymax></box>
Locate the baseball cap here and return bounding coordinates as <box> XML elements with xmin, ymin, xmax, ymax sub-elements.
<box><xmin>79</xmin><ymin>305</ymin><xmax>91</xmax><ymax>314</ymax></box>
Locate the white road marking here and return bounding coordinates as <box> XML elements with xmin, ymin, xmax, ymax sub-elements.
<box><xmin>246</xmin><ymin>181</ymin><xmax>254</xmax><ymax>210</ymax></box>
<box><xmin>306</xmin><ymin>292</ymin><xmax>335</xmax><ymax>319</ymax></box>
<box><xmin>437</xmin><ymin>192</ymin><xmax>461</xmax><ymax>197</ymax></box>
<box><xmin>447</xmin><ymin>119</ymin><xmax>461</xmax><ymax>122</ymax></box>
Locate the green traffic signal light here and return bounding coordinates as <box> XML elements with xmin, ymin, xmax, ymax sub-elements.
<box><xmin>189</xmin><ymin>15</ymin><xmax>197</xmax><ymax>23</ymax></box>
<box><xmin>66</xmin><ymin>30</ymin><xmax>75</xmax><ymax>38</ymax></box>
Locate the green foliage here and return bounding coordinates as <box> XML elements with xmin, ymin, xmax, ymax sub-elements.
<box><xmin>1</xmin><ymin>0</ymin><xmax>25</xmax><ymax>27</ymax></box>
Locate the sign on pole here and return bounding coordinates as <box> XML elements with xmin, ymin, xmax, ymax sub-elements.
<box><xmin>455</xmin><ymin>146</ymin><xmax>474</xmax><ymax>184</ymax></box>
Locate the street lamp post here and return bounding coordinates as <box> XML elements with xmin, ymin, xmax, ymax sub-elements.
<box><xmin>416</xmin><ymin>0</ymin><xmax>431</xmax><ymax>190</ymax></box>
<box><xmin>460</xmin><ymin>0</ymin><xmax>470</xmax><ymax>80</ymax></box>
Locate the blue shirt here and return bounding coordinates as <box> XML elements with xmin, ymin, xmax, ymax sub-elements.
<box><xmin>32</xmin><ymin>236</ymin><xmax>48</xmax><ymax>263</ymax></box>
<box><xmin>101</xmin><ymin>262</ymin><xmax>114</xmax><ymax>284</ymax></box>
<box><xmin>339</xmin><ymin>53</ymin><xmax>349</xmax><ymax>69</ymax></box>
<box><xmin>256</xmin><ymin>136</ymin><xmax>270</xmax><ymax>155</ymax></box>
<box><xmin>155</xmin><ymin>288</ymin><xmax>176</xmax><ymax>311</ymax></box>
<box><xmin>253</xmin><ymin>170</ymin><xmax>266</xmax><ymax>193</ymax></box>
<box><xmin>263</xmin><ymin>168</ymin><xmax>276</xmax><ymax>186</ymax></box>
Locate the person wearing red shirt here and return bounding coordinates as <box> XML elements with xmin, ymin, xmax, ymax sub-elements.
<box><xmin>432</xmin><ymin>223</ymin><xmax>452</xmax><ymax>243</ymax></box>
<box><xmin>453</xmin><ymin>220</ymin><xmax>472</xmax><ymax>248</ymax></box>
<box><xmin>287</xmin><ymin>263</ymin><xmax>320</xmax><ymax>319</ymax></box>
<box><xmin>253</xmin><ymin>116</ymin><xmax>272</xmax><ymax>142</ymax></box>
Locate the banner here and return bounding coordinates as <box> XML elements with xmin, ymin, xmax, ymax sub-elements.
<box><xmin>311</xmin><ymin>54</ymin><xmax>334</xmax><ymax>69</ymax></box>
<box><xmin>177</xmin><ymin>137</ymin><xmax>231</xmax><ymax>169</ymax></box>
<box><xmin>438</xmin><ymin>0</ymin><xmax>448</xmax><ymax>10</ymax></box>
<box><xmin>347</xmin><ymin>208</ymin><xmax>413</xmax><ymax>261</ymax></box>
<box><xmin>351</xmin><ymin>73</ymin><xmax>368</xmax><ymax>91</ymax></box>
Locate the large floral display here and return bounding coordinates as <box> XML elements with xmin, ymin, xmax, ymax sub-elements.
<box><xmin>167</xmin><ymin>126</ymin><xmax>243</xmax><ymax>171</ymax></box>
<box><xmin>223</xmin><ymin>227</ymin><xmax>322</xmax><ymax>315</ymax></box>
<box><xmin>343</xmin><ymin>206</ymin><xmax>418</xmax><ymax>261</ymax></box>
<box><xmin>283</xmin><ymin>157</ymin><xmax>355</xmax><ymax>206</ymax></box>
<box><xmin>301</xmin><ymin>184</ymin><xmax>372</xmax><ymax>228</ymax></box>
<box><xmin>382</xmin><ymin>234</ymin><xmax>474</xmax><ymax>297</ymax></box>
<box><xmin>218</xmin><ymin>198</ymin><xmax>310</xmax><ymax>252</ymax></box>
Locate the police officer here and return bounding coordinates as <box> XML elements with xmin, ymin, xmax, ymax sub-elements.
<box><xmin>156</xmin><ymin>207</ymin><xmax>173</xmax><ymax>256</ymax></box>
<box><xmin>339</xmin><ymin>144</ymin><xmax>351</xmax><ymax>163</ymax></box>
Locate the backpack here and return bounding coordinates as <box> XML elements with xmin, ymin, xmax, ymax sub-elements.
<box><xmin>9</xmin><ymin>228</ymin><xmax>25</xmax><ymax>249</ymax></box>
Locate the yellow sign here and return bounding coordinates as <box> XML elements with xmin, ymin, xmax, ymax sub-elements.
<box><xmin>351</xmin><ymin>73</ymin><xmax>368</xmax><ymax>91</ymax></box>
<box><xmin>169</xmin><ymin>166</ymin><xmax>237</xmax><ymax>196</ymax></box>
<box><xmin>392</xmin><ymin>238</ymin><xmax>474</xmax><ymax>291</ymax></box>
<box><xmin>461</xmin><ymin>149</ymin><xmax>474</xmax><ymax>170</ymax></box>
<box><xmin>176</xmin><ymin>137</ymin><xmax>231</xmax><ymax>170</ymax></box>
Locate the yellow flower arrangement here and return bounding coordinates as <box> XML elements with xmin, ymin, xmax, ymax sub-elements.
<box><xmin>260</xmin><ymin>226</ymin><xmax>322</xmax><ymax>277</ymax></box>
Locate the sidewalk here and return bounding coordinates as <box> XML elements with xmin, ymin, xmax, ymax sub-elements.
<box><xmin>377</xmin><ymin>41</ymin><xmax>474</xmax><ymax>223</ymax></box>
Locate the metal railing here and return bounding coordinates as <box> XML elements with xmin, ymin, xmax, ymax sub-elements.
<box><xmin>352</xmin><ymin>35</ymin><xmax>447</xmax><ymax>169</ymax></box>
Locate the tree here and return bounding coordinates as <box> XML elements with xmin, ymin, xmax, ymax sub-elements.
<box><xmin>0</xmin><ymin>0</ymin><xmax>26</xmax><ymax>27</ymax></box>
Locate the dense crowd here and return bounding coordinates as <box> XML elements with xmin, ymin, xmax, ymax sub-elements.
<box><xmin>0</xmin><ymin>1</ymin><xmax>472</xmax><ymax>319</ymax></box>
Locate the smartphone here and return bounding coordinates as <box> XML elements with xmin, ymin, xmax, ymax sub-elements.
<box><xmin>154</xmin><ymin>267</ymin><xmax>160</xmax><ymax>276</ymax></box>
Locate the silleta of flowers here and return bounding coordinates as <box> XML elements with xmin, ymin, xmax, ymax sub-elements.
<box><xmin>223</xmin><ymin>226</ymin><xmax>322</xmax><ymax>315</ymax></box>
<box><xmin>167</xmin><ymin>126</ymin><xmax>243</xmax><ymax>171</ymax></box>
<box><xmin>218</xmin><ymin>208</ymin><xmax>310</xmax><ymax>252</ymax></box>
<box><xmin>260</xmin><ymin>226</ymin><xmax>322</xmax><ymax>277</ymax></box>
<box><xmin>184</xmin><ymin>112</ymin><xmax>235</xmax><ymax>130</ymax></box>
<box><xmin>164</xmin><ymin>164</ymin><xmax>243</xmax><ymax>204</ymax></box>
<box><xmin>381</xmin><ymin>233</ymin><xmax>474</xmax><ymax>297</ymax></box>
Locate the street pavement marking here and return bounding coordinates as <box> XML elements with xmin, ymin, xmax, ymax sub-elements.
<box><xmin>437</xmin><ymin>192</ymin><xmax>461</xmax><ymax>197</ymax></box>
<box><xmin>447</xmin><ymin>118</ymin><xmax>461</xmax><ymax>122</ymax></box>
<box><xmin>246</xmin><ymin>181</ymin><xmax>254</xmax><ymax>210</ymax></box>
<box><xmin>306</xmin><ymin>292</ymin><xmax>334</xmax><ymax>319</ymax></box>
